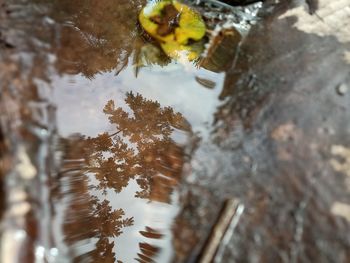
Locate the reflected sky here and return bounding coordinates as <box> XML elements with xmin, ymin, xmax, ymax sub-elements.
<box><xmin>52</xmin><ymin>56</ymin><xmax>226</xmax><ymax>262</ymax></box>
<box><xmin>53</xmin><ymin>60</ymin><xmax>226</xmax><ymax>138</ymax></box>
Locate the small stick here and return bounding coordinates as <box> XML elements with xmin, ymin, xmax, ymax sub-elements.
<box><xmin>197</xmin><ymin>198</ymin><xmax>244</xmax><ymax>263</ymax></box>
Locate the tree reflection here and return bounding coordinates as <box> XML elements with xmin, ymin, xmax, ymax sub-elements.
<box><xmin>44</xmin><ymin>0</ymin><xmax>145</xmax><ymax>77</ymax></box>
<box><xmin>61</xmin><ymin>93</ymin><xmax>191</xmax><ymax>261</ymax></box>
<box><xmin>135</xmin><ymin>226</ymin><xmax>163</xmax><ymax>262</ymax></box>
<box><xmin>30</xmin><ymin>0</ymin><xmax>243</xmax><ymax>79</ymax></box>
<box><xmin>84</xmin><ymin>92</ymin><xmax>191</xmax><ymax>203</ymax></box>
<box><xmin>60</xmin><ymin>135</ymin><xmax>134</xmax><ymax>263</ymax></box>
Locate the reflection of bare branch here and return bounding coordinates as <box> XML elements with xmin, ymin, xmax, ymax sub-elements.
<box><xmin>108</xmin><ymin>130</ymin><xmax>121</xmax><ymax>138</ymax></box>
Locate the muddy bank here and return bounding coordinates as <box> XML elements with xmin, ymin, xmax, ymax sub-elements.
<box><xmin>174</xmin><ymin>1</ymin><xmax>350</xmax><ymax>262</ymax></box>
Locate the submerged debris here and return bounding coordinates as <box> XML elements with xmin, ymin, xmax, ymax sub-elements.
<box><xmin>196</xmin><ymin>199</ymin><xmax>243</xmax><ymax>263</ymax></box>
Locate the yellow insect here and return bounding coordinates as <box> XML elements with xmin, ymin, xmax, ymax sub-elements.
<box><xmin>138</xmin><ymin>0</ymin><xmax>206</xmax><ymax>61</ymax></box>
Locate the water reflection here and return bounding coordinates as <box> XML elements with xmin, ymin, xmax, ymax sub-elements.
<box><xmin>136</xmin><ymin>239</ymin><xmax>160</xmax><ymax>262</ymax></box>
<box><xmin>60</xmin><ymin>149</ymin><xmax>133</xmax><ymax>262</ymax></box>
<box><xmin>47</xmin><ymin>0</ymin><xmax>145</xmax><ymax>77</ymax></box>
<box><xmin>83</xmin><ymin>92</ymin><xmax>190</xmax><ymax>201</ymax></box>
<box><xmin>57</xmin><ymin>92</ymin><xmax>192</xmax><ymax>262</ymax></box>
<box><xmin>45</xmin><ymin>0</ymin><xmax>245</xmax><ymax>78</ymax></box>
<box><xmin>1</xmin><ymin>0</ymin><xmax>260</xmax><ymax>262</ymax></box>
<box><xmin>3</xmin><ymin>0</ymin><xmax>350</xmax><ymax>262</ymax></box>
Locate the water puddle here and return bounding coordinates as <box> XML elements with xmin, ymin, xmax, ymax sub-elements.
<box><xmin>0</xmin><ymin>0</ymin><xmax>263</xmax><ymax>261</ymax></box>
<box><xmin>7</xmin><ymin>0</ymin><xmax>350</xmax><ymax>263</ymax></box>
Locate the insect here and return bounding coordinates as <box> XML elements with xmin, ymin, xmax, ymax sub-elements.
<box><xmin>139</xmin><ymin>0</ymin><xmax>207</xmax><ymax>61</ymax></box>
<box><xmin>136</xmin><ymin>0</ymin><xmax>242</xmax><ymax>73</ymax></box>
